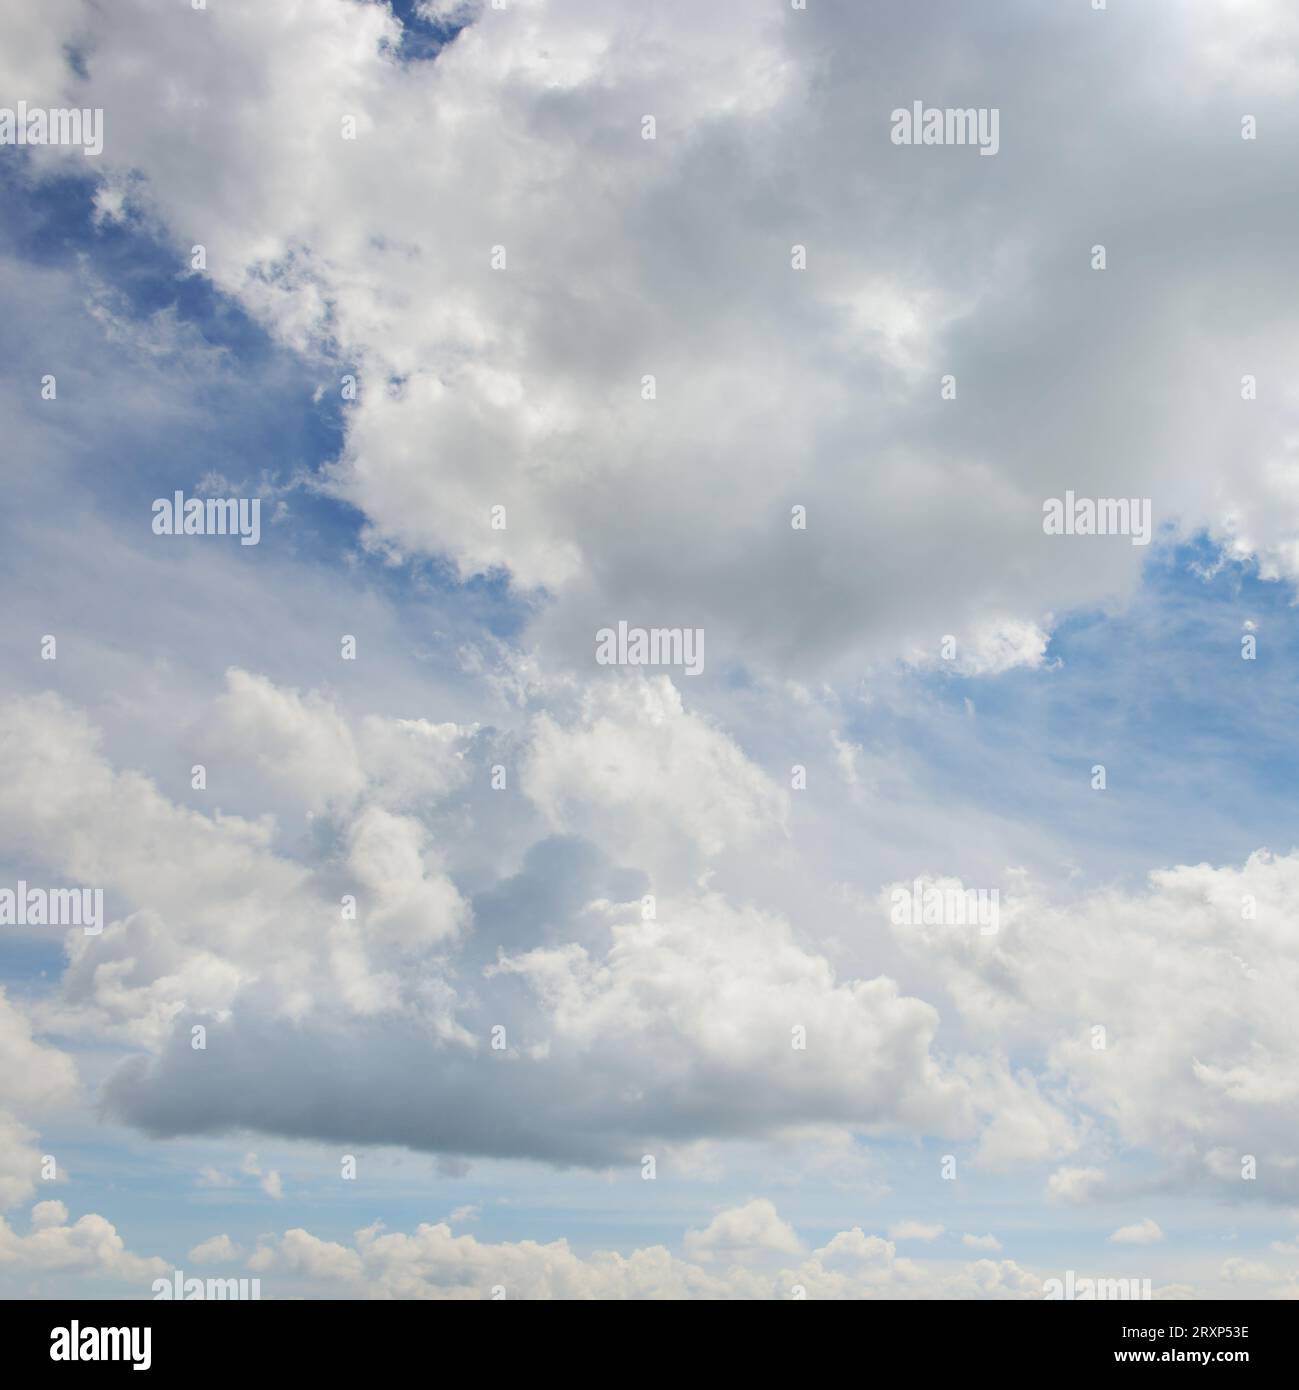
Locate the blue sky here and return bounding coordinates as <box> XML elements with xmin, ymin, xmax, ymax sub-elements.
<box><xmin>3</xmin><ymin>0</ymin><xmax>1299</xmax><ymax>1301</ymax></box>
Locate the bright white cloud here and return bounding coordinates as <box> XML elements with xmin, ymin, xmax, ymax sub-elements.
<box><xmin>683</xmin><ymin>1199</ymin><xmax>803</xmax><ymax>1263</ymax></box>
<box><xmin>1110</xmin><ymin>1219</ymin><xmax>1165</xmax><ymax>1246</ymax></box>
<box><xmin>0</xmin><ymin>1204</ymin><xmax>167</xmax><ymax>1285</ymax></box>
<box><xmin>189</xmin><ymin>1234</ymin><xmax>242</xmax><ymax>1264</ymax></box>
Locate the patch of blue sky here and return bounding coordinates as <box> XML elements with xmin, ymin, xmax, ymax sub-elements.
<box><xmin>845</xmin><ymin>536</ymin><xmax>1299</xmax><ymax>885</ymax></box>
<box><xmin>374</xmin><ymin>1</ymin><xmax>472</xmax><ymax>66</ymax></box>
<box><xmin>0</xmin><ymin>157</ymin><xmax>532</xmax><ymax>642</ymax></box>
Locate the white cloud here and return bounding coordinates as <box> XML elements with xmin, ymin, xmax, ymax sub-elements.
<box><xmin>0</xmin><ymin>992</ymin><xmax>78</xmax><ymax>1117</ymax></box>
<box><xmin>893</xmin><ymin>851</ymin><xmax>1299</xmax><ymax>1195</ymax></box>
<box><xmin>521</xmin><ymin>676</ymin><xmax>788</xmax><ymax>863</ymax></box>
<box><xmin>0</xmin><ymin>993</ymin><xmax>78</xmax><ymax>1209</ymax></box>
<box><xmin>0</xmin><ymin>690</ymin><xmax>471</xmax><ymax>1047</ymax></box>
<box><xmin>35</xmin><ymin>0</ymin><xmax>1299</xmax><ymax>684</ymax></box>
<box><xmin>0</xmin><ymin>1203</ymin><xmax>167</xmax><ymax>1285</ymax></box>
<box><xmin>210</xmin><ymin>668</ymin><xmax>366</xmax><ymax>812</ymax></box>
<box><xmin>1046</xmin><ymin>1168</ymin><xmax>1108</xmax><ymax>1207</ymax></box>
<box><xmin>189</xmin><ymin>1234</ymin><xmax>242</xmax><ymax>1264</ymax></box>
<box><xmin>241</xmin><ymin>1203</ymin><xmax>1046</xmax><ymax>1300</ymax></box>
<box><xmin>887</xmin><ymin>1221</ymin><xmax>944</xmax><ymax>1242</ymax></box>
<box><xmin>249</xmin><ymin>1228</ymin><xmax>363</xmax><ymax>1283</ymax></box>
<box><xmin>31</xmin><ymin>1201</ymin><xmax>67</xmax><ymax>1230</ymax></box>
<box><xmin>237</xmin><ymin>1154</ymin><xmax>285</xmax><ymax>1201</ymax></box>
<box><xmin>1110</xmin><ymin>1219</ymin><xmax>1164</xmax><ymax>1246</ymax></box>
<box><xmin>906</xmin><ymin>618</ymin><xmax>1052</xmax><ymax>678</ymax></box>
<box><xmin>683</xmin><ymin>1199</ymin><xmax>803</xmax><ymax>1263</ymax></box>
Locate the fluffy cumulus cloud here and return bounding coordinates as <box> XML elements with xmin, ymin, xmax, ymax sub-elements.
<box><xmin>188</xmin><ymin>1233</ymin><xmax>242</xmax><ymax>1265</ymax></box>
<box><xmin>1110</xmin><ymin>1219</ymin><xmax>1164</xmax><ymax>1246</ymax></box>
<box><xmin>244</xmin><ymin>1199</ymin><xmax>1297</xmax><ymax>1299</ymax></box>
<box><xmin>0</xmin><ymin>675</ymin><xmax>1049</xmax><ymax>1168</ymax></box>
<box><xmin>683</xmin><ymin>1199</ymin><xmax>803</xmax><ymax>1263</ymax></box>
<box><xmin>0</xmin><ymin>686</ymin><xmax>473</xmax><ymax>1044</ymax></box>
<box><xmin>17</xmin><ymin>0</ymin><xmax>1299</xmax><ymax>680</ymax></box>
<box><xmin>889</xmin><ymin>851</ymin><xmax>1299</xmax><ymax>1198</ymax></box>
<box><xmin>14</xmin><ymin>654</ymin><xmax>1294</xmax><ymax>1197</ymax></box>
<box><xmin>0</xmin><ymin>1202</ymin><xmax>168</xmax><ymax>1287</ymax></box>
<box><xmin>243</xmin><ymin>1202</ymin><xmax>1047</xmax><ymax>1300</ymax></box>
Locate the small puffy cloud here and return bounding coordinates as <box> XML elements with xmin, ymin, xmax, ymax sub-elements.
<box><xmin>1046</xmin><ymin>1167</ymin><xmax>1108</xmax><ymax>1206</ymax></box>
<box><xmin>907</xmin><ymin>618</ymin><xmax>1052</xmax><ymax>678</ymax></box>
<box><xmin>887</xmin><ymin>1220</ymin><xmax>944</xmax><ymax>1242</ymax></box>
<box><xmin>1109</xmin><ymin>1218</ymin><xmax>1164</xmax><ymax>1245</ymax></box>
<box><xmin>240</xmin><ymin>1155</ymin><xmax>284</xmax><ymax>1200</ymax></box>
<box><xmin>0</xmin><ymin>1204</ymin><xmax>167</xmax><ymax>1284</ymax></box>
<box><xmin>962</xmin><ymin>1233</ymin><xmax>1003</xmax><ymax>1251</ymax></box>
<box><xmin>189</xmin><ymin>1234</ymin><xmax>241</xmax><ymax>1264</ymax></box>
<box><xmin>683</xmin><ymin>1200</ymin><xmax>804</xmax><ymax>1263</ymax></box>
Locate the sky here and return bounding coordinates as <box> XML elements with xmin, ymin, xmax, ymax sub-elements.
<box><xmin>2</xmin><ymin>0</ymin><xmax>1299</xmax><ymax>1300</ymax></box>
